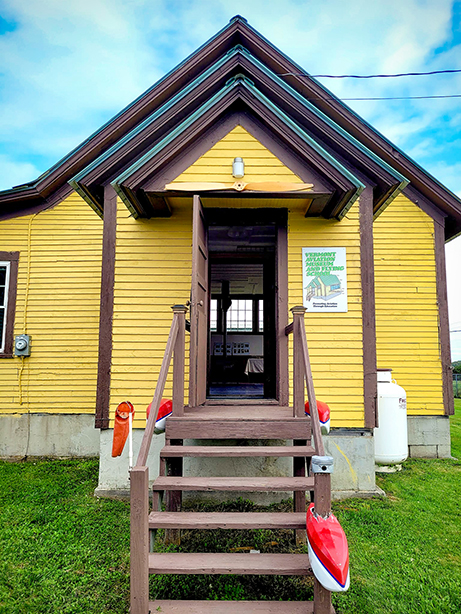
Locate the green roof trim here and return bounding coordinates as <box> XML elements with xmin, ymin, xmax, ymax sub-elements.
<box><xmin>111</xmin><ymin>77</ymin><xmax>363</xmax><ymax>215</ymax></box>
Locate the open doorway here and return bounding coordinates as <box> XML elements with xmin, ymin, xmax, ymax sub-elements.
<box><xmin>207</xmin><ymin>216</ymin><xmax>277</xmax><ymax>399</ymax></box>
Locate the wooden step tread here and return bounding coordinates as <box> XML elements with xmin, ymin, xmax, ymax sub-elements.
<box><xmin>148</xmin><ymin>552</ymin><xmax>312</xmax><ymax>575</ymax></box>
<box><xmin>152</xmin><ymin>476</ymin><xmax>314</xmax><ymax>492</ymax></box>
<box><xmin>166</xmin><ymin>419</ymin><xmax>311</xmax><ymax>440</ymax></box>
<box><xmin>160</xmin><ymin>445</ymin><xmax>315</xmax><ymax>458</ymax></box>
<box><xmin>148</xmin><ymin>511</ymin><xmax>306</xmax><ymax>530</ymax></box>
<box><xmin>148</xmin><ymin>600</ymin><xmax>331</xmax><ymax>613</ymax></box>
<box><xmin>186</xmin><ymin>405</ymin><xmax>293</xmax><ymax>416</ymax></box>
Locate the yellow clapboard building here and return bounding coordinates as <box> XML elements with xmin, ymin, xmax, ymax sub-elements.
<box><xmin>0</xmin><ymin>17</ymin><xmax>458</xmax><ymax>496</ymax></box>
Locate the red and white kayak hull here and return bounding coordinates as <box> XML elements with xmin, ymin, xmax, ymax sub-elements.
<box><xmin>306</xmin><ymin>503</ymin><xmax>350</xmax><ymax>592</ymax></box>
<box><xmin>305</xmin><ymin>400</ymin><xmax>331</xmax><ymax>434</ymax></box>
<box><xmin>146</xmin><ymin>398</ymin><xmax>173</xmax><ymax>434</ymax></box>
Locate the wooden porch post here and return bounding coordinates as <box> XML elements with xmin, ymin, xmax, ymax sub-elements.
<box><xmin>130</xmin><ymin>466</ymin><xmax>149</xmax><ymax>614</ymax></box>
<box><xmin>291</xmin><ymin>306</ymin><xmax>307</xmax><ymax>544</ymax></box>
<box><xmin>172</xmin><ymin>304</ymin><xmax>187</xmax><ymax>417</ymax></box>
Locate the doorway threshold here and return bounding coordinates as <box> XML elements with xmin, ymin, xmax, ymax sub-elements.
<box><xmin>205</xmin><ymin>398</ymin><xmax>280</xmax><ymax>406</ymax></box>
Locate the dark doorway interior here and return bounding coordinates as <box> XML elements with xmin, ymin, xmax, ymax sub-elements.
<box><xmin>206</xmin><ymin>212</ymin><xmax>277</xmax><ymax>399</ymax></box>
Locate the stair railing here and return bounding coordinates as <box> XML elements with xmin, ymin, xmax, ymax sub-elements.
<box><xmin>130</xmin><ymin>304</ymin><xmax>187</xmax><ymax>614</ymax></box>
<box><xmin>286</xmin><ymin>305</ymin><xmax>332</xmax><ymax>614</ymax></box>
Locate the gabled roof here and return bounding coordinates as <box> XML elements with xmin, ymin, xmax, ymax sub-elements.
<box><xmin>1</xmin><ymin>15</ymin><xmax>461</xmax><ymax>238</ymax></box>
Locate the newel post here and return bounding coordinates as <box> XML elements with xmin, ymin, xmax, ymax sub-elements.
<box><xmin>172</xmin><ymin>304</ymin><xmax>187</xmax><ymax>417</ymax></box>
<box><xmin>291</xmin><ymin>306</ymin><xmax>307</xmax><ymax>418</ymax></box>
<box><xmin>130</xmin><ymin>466</ymin><xmax>149</xmax><ymax>614</ymax></box>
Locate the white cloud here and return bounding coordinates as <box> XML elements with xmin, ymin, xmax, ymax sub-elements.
<box><xmin>0</xmin><ymin>154</ymin><xmax>41</xmax><ymax>189</ymax></box>
<box><xmin>0</xmin><ymin>0</ymin><xmax>460</xmax><ymax>199</ymax></box>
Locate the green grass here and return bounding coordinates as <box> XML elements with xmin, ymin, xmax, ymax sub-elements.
<box><xmin>0</xmin><ymin>459</ymin><xmax>130</xmax><ymax>614</ymax></box>
<box><xmin>0</xmin><ymin>402</ymin><xmax>460</xmax><ymax>613</ymax></box>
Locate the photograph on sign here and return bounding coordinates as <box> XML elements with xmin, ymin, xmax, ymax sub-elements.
<box><xmin>302</xmin><ymin>247</ymin><xmax>348</xmax><ymax>312</ymax></box>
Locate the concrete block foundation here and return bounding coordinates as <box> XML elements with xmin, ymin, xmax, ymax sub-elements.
<box><xmin>407</xmin><ymin>415</ymin><xmax>451</xmax><ymax>459</ymax></box>
<box><xmin>95</xmin><ymin>428</ymin><xmax>165</xmax><ymax>498</ymax></box>
<box><xmin>0</xmin><ymin>413</ymin><xmax>99</xmax><ymax>458</ymax></box>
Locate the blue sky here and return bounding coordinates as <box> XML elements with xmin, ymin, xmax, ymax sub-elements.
<box><xmin>0</xmin><ymin>0</ymin><xmax>460</xmax><ymax>357</ymax></box>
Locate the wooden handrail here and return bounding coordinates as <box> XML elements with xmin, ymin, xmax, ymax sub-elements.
<box><xmin>137</xmin><ymin>312</ymin><xmax>181</xmax><ymax>467</ymax></box>
<box><xmin>284</xmin><ymin>322</ymin><xmax>294</xmax><ymax>336</ymax></box>
<box><xmin>290</xmin><ymin>306</ymin><xmax>325</xmax><ymax>457</ymax></box>
<box><xmin>298</xmin><ymin>318</ymin><xmax>325</xmax><ymax>457</ymax></box>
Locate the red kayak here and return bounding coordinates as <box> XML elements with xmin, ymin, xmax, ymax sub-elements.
<box><xmin>306</xmin><ymin>502</ymin><xmax>350</xmax><ymax>592</ymax></box>
<box><xmin>305</xmin><ymin>400</ymin><xmax>331</xmax><ymax>434</ymax></box>
<box><xmin>146</xmin><ymin>398</ymin><xmax>172</xmax><ymax>434</ymax></box>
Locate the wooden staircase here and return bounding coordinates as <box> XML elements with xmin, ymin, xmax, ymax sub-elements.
<box><xmin>130</xmin><ymin>306</ymin><xmax>336</xmax><ymax>614</ymax></box>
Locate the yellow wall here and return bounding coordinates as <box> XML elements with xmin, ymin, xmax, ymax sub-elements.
<box><xmin>374</xmin><ymin>195</ymin><xmax>444</xmax><ymax>415</ymax></box>
<box><xmin>288</xmin><ymin>202</ymin><xmax>364</xmax><ymax>427</ymax></box>
<box><xmin>172</xmin><ymin>125</ymin><xmax>303</xmax><ymax>184</ymax></box>
<box><xmin>112</xmin><ymin>125</ymin><xmax>366</xmax><ymax>428</ymax></box>
<box><xmin>0</xmin><ymin>193</ymin><xmax>103</xmax><ymax>414</ymax></box>
<box><xmin>111</xmin><ymin>124</ymin><xmax>305</xmax><ymax>427</ymax></box>
<box><xmin>110</xmin><ymin>199</ymin><xmax>192</xmax><ymax>428</ymax></box>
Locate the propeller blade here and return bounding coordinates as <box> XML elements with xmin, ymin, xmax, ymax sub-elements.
<box><xmin>243</xmin><ymin>181</ymin><xmax>313</xmax><ymax>192</ymax></box>
<box><xmin>165</xmin><ymin>182</ymin><xmax>234</xmax><ymax>191</ymax></box>
<box><xmin>164</xmin><ymin>180</ymin><xmax>314</xmax><ymax>193</ymax></box>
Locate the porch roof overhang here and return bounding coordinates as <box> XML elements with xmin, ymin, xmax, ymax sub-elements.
<box><xmin>68</xmin><ymin>46</ymin><xmax>405</xmax><ymax>221</ymax></box>
<box><xmin>104</xmin><ymin>78</ymin><xmax>366</xmax><ymax>220</ymax></box>
<box><xmin>1</xmin><ymin>15</ymin><xmax>460</xmax><ymax>238</ymax></box>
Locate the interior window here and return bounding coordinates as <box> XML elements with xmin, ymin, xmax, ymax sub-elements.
<box><xmin>226</xmin><ymin>299</ymin><xmax>254</xmax><ymax>332</ymax></box>
<box><xmin>210</xmin><ymin>299</ymin><xmax>218</xmax><ymax>332</ymax></box>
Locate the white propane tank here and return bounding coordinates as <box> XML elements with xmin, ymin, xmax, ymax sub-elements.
<box><xmin>374</xmin><ymin>369</ymin><xmax>408</xmax><ymax>464</ymax></box>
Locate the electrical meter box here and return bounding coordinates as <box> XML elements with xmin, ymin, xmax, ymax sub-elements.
<box><xmin>14</xmin><ymin>334</ymin><xmax>31</xmax><ymax>357</ymax></box>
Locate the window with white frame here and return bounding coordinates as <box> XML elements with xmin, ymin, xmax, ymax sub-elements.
<box><xmin>210</xmin><ymin>296</ymin><xmax>263</xmax><ymax>334</ymax></box>
<box><xmin>227</xmin><ymin>299</ymin><xmax>253</xmax><ymax>332</ymax></box>
<box><xmin>0</xmin><ymin>262</ymin><xmax>10</xmax><ymax>353</ymax></box>
<box><xmin>0</xmin><ymin>252</ymin><xmax>19</xmax><ymax>357</ymax></box>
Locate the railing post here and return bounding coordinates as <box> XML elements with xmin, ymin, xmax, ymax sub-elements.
<box><xmin>291</xmin><ymin>306</ymin><xmax>307</xmax><ymax>418</ymax></box>
<box><xmin>291</xmin><ymin>306</ymin><xmax>307</xmax><ymax>544</ymax></box>
<box><xmin>172</xmin><ymin>304</ymin><xmax>187</xmax><ymax>417</ymax></box>
<box><xmin>130</xmin><ymin>466</ymin><xmax>149</xmax><ymax>614</ymax></box>
<box><xmin>313</xmin><ymin>471</ymin><xmax>332</xmax><ymax>614</ymax></box>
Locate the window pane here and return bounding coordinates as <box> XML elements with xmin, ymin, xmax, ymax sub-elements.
<box><xmin>258</xmin><ymin>299</ymin><xmax>264</xmax><ymax>332</ymax></box>
<box><xmin>0</xmin><ymin>267</ymin><xmax>5</xmax><ymax>286</ymax></box>
<box><xmin>210</xmin><ymin>299</ymin><xmax>218</xmax><ymax>331</ymax></box>
<box><xmin>227</xmin><ymin>299</ymin><xmax>253</xmax><ymax>332</ymax></box>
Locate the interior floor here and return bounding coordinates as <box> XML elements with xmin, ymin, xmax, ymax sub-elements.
<box><xmin>208</xmin><ymin>383</ymin><xmax>264</xmax><ymax>398</ymax></box>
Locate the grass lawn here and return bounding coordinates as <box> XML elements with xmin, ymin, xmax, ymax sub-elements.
<box><xmin>0</xmin><ymin>400</ymin><xmax>460</xmax><ymax>613</ymax></box>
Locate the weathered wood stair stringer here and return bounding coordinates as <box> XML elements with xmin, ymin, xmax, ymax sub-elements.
<box><xmin>130</xmin><ymin>305</ymin><xmax>335</xmax><ymax>614</ymax></box>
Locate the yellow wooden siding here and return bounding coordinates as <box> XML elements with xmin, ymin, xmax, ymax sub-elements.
<box><xmin>288</xmin><ymin>202</ymin><xmax>364</xmax><ymax>427</ymax></box>
<box><xmin>109</xmin><ymin>199</ymin><xmax>192</xmax><ymax>428</ymax></box>
<box><xmin>374</xmin><ymin>195</ymin><xmax>444</xmax><ymax>414</ymax></box>
<box><xmin>110</xmin><ymin>124</ymin><xmax>305</xmax><ymax>426</ymax></box>
<box><xmin>0</xmin><ymin>193</ymin><xmax>103</xmax><ymax>414</ymax></box>
<box><xmin>170</xmin><ymin>125</ymin><xmax>303</xmax><ymax>185</ymax></box>
<box><xmin>111</xmin><ymin>125</ymin><xmax>365</xmax><ymax>428</ymax></box>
